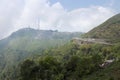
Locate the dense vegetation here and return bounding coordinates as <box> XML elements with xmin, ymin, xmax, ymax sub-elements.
<box><xmin>0</xmin><ymin>28</ymin><xmax>82</xmax><ymax>80</ymax></box>
<box><xmin>18</xmin><ymin>43</ymin><xmax>120</xmax><ymax>80</ymax></box>
<box><xmin>84</xmin><ymin>13</ymin><xmax>120</xmax><ymax>43</ymax></box>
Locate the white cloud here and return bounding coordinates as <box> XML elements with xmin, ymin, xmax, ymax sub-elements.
<box><xmin>0</xmin><ymin>0</ymin><xmax>116</xmax><ymax>39</ymax></box>
<box><xmin>0</xmin><ymin>0</ymin><xmax>25</xmax><ymax>38</ymax></box>
<box><xmin>59</xmin><ymin>6</ymin><xmax>115</xmax><ymax>32</ymax></box>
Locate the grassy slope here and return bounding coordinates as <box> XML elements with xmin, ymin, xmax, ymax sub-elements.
<box><xmin>84</xmin><ymin>13</ymin><xmax>120</xmax><ymax>43</ymax></box>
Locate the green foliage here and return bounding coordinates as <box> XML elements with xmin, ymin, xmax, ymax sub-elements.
<box><xmin>19</xmin><ymin>43</ymin><xmax>120</xmax><ymax>80</ymax></box>
<box><xmin>82</xmin><ymin>61</ymin><xmax>120</xmax><ymax>80</ymax></box>
<box><xmin>19</xmin><ymin>54</ymin><xmax>103</xmax><ymax>80</ymax></box>
<box><xmin>20</xmin><ymin>56</ymin><xmax>63</xmax><ymax>80</ymax></box>
<box><xmin>0</xmin><ymin>28</ymin><xmax>82</xmax><ymax>80</ymax></box>
<box><xmin>84</xmin><ymin>13</ymin><xmax>120</xmax><ymax>43</ymax></box>
<box><xmin>20</xmin><ymin>59</ymin><xmax>35</xmax><ymax>80</ymax></box>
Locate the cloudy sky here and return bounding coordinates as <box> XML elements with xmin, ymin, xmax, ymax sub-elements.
<box><xmin>0</xmin><ymin>0</ymin><xmax>120</xmax><ymax>39</ymax></box>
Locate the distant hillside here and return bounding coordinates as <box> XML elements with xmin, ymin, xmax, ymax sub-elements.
<box><xmin>0</xmin><ymin>28</ymin><xmax>83</xmax><ymax>52</ymax></box>
<box><xmin>84</xmin><ymin>13</ymin><xmax>120</xmax><ymax>43</ymax></box>
<box><xmin>0</xmin><ymin>28</ymin><xmax>83</xmax><ymax>79</ymax></box>
<box><xmin>10</xmin><ymin>28</ymin><xmax>82</xmax><ymax>39</ymax></box>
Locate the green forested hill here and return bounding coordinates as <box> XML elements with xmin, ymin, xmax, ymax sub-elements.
<box><xmin>84</xmin><ymin>13</ymin><xmax>120</xmax><ymax>43</ymax></box>
<box><xmin>18</xmin><ymin>42</ymin><xmax>120</xmax><ymax>80</ymax></box>
<box><xmin>0</xmin><ymin>28</ymin><xmax>82</xmax><ymax>80</ymax></box>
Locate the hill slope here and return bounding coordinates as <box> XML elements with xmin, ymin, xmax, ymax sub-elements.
<box><xmin>84</xmin><ymin>13</ymin><xmax>120</xmax><ymax>43</ymax></box>
<box><xmin>18</xmin><ymin>42</ymin><xmax>120</xmax><ymax>80</ymax></box>
<box><xmin>0</xmin><ymin>28</ymin><xmax>83</xmax><ymax>79</ymax></box>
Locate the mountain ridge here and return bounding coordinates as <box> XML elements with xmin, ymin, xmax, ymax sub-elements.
<box><xmin>84</xmin><ymin>13</ymin><xmax>120</xmax><ymax>43</ymax></box>
<box><xmin>0</xmin><ymin>27</ymin><xmax>83</xmax><ymax>79</ymax></box>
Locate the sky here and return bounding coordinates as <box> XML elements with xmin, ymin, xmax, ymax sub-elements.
<box><xmin>0</xmin><ymin>0</ymin><xmax>120</xmax><ymax>39</ymax></box>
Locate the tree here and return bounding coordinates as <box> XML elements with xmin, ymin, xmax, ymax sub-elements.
<box><xmin>20</xmin><ymin>59</ymin><xmax>35</xmax><ymax>80</ymax></box>
<box><xmin>38</xmin><ymin>56</ymin><xmax>63</xmax><ymax>80</ymax></box>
